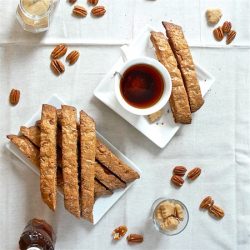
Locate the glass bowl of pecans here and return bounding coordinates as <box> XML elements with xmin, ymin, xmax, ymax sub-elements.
<box><xmin>152</xmin><ymin>198</ymin><xmax>189</xmax><ymax>236</ymax></box>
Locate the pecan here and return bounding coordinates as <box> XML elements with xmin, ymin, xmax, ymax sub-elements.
<box><xmin>51</xmin><ymin>44</ymin><xmax>67</xmax><ymax>59</ymax></box>
<box><xmin>9</xmin><ymin>89</ymin><xmax>20</xmax><ymax>105</ymax></box>
<box><xmin>66</xmin><ymin>50</ymin><xmax>80</xmax><ymax>65</ymax></box>
<box><xmin>91</xmin><ymin>6</ymin><xmax>106</xmax><ymax>17</ymax></box>
<box><xmin>173</xmin><ymin>166</ymin><xmax>187</xmax><ymax>177</ymax></box>
<box><xmin>112</xmin><ymin>225</ymin><xmax>127</xmax><ymax>240</ymax></box>
<box><xmin>73</xmin><ymin>5</ymin><xmax>87</xmax><ymax>17</ymax></box>
<box><xmin>187</xmin><ymin>167</ymin><xmax>201</xmax><ymax>180</ymax></box>
<box><xmin>209</xmin><ymin>204</ymin><xmax>224</xmax><ymax>219</ymax></box>
<box><xmin>222</xmin><ymin>21</ymin><xmax>232</xmax><ymax>33</ymax></box>
<box><xmin>127</xmin><ymin>234</ymin><xmax>143</xmax><ymax>244</ymax></box>
<box><xmin>226</xmin><ymin>30</ymin><xmax>236</xmax><ymax>45</ymax></box>
<box><xmin>88</xmin><ymin>0</ymin><xmax>98</xmax><ymax>5</ymax></box>
<box><xmin>171</xmin><ymin>175</ymin><xmax>184</xmax><ymax>187</ymax></box>
<box><xmin>200</xmin><ymin>196</ymin><xmax>214</xmax><ymax>209</ymax></box>
<box><xmin>68</xmin><ymin>0</ymin><xmax>77</xmax><ymax>4</ymax></box>
<box><xmin>213</xmin><ymin>26</ymin><xmax>224</xmax><ymax>41</ymax></box>
<box><xmin>50</xmin><ymin>59</ymin><xmax>65</xmax><ymax>75</ymax></box>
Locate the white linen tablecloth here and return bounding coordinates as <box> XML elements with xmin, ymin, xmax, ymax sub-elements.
<box><xmin>0</xmin><ymin>1</ymin><xmax>250</xmax><ymax>250</ymax></box>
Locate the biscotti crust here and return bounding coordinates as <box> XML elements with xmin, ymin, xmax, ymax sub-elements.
<box><xmin>150</xmin><ymin>31</ymin><xmax>192</xmax><ymax>124</ymax></box>
<box><xmin>40</xmin><ymin>104</ymin><xmax>57</xmax><ymax>211</ymax></box>
<box><xmin>162</xmin><ymin>22</ymin><xmax>204</xmax><ymax>112</ymax></box>
<box><xmin>94</xmin><ymin>180</ymin><xmax>113</xmax><ymax>198</ymax></box>
<box><xmin>20</xmin><ymin>126</ymin><xmax>41</xmax><ymax>147</ymax></box>
<box><xmin>80</xmin><ymin>111</ymin><xmax>96</xmax><ymax>223</ymax></box>
<box><xmin>61</xmin><ymin>105</ymin><xmax>81</xmax><ymax>218</ymax></box>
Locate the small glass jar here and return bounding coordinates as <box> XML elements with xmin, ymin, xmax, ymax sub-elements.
<box><xmin>16</xmin><ymin>0</ymin><xmax>59</xmax><ymax>33</ymax></box>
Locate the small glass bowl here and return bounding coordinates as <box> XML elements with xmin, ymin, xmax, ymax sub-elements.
<box><xmin>151</xmin><ymin>198</ymin><xmax>189</xmax><ymax>236</ymax></box>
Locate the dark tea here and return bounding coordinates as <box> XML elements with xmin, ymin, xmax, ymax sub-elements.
<box><xmin>120</xmin><ymin>64</ymin><xmax>164</xmax><ymax>109</ymax></box>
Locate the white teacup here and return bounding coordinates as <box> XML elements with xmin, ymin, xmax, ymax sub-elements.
<box><xmin>114</xmin><ymin>57</ymin><xmax>172</xmax><ymax>116</ymax></box>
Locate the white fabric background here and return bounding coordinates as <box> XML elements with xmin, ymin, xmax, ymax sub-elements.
<box><xmin>0</xmin><ymin>0</ymin><xmax>249</xmax><ymax>250</ymax></box>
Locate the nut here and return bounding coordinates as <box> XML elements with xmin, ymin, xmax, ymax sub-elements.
<box><xmin>50</xmin><ymin>59</ymin><xmax>65</xmax><ymax>75</ymax></box>
<box><xmin>226</xmin><ymin>30</ymin><xmax>236</xmax><ymax>45</ymax></box>
<box><xmin>171</xmin><ymin>175</ymin><xmax>184</xmax><ymax>187</ymax></box>
<box><xmin>51</xmin><ymin>44</ymin><xmax>67</xmax><ymax>59</ymax></box>
<box><xmin>112</xmin><ymin>225</ymin><xmax>127</xmax><ymax>240</ymax></box>
<box><xmin>222</xmin><ymin>21</ymin><xmax>232</xmax><ymax>33</ymax></box>
<box><xmin>187</xmin><ymin>167</ymin><xmax>201</xmax><ymax>180</ymax></box>
<box><xmin>206</xmin><ymin>9</ymin><xmax>222</xmax><ymax>25</ymax></box>
<box><xmin>213</xmin><ymin>27</ymin><xmax>224</xmax><ymax>41</ymax></box>
<box><xmin>173</xmin><ymin>166</ymin><xmax>187</xmax><ymax>176</ymax></box>
<box><xmin>91</xmin><ymin>6</ymin><xmax>106</xmax><ymax>17</ymax></box>
<box><xmin>200</xmin><ymin>196</ymin><xmax>214</xmax><ymax>209</ymax></box>
<box><xmin>209</xmin><ymin>204</ymin><xmax>224</xmax><ymax>219</ymax></box>
<box><xmin>88</xmin><ymin>0</ymin><xmax>98</xmax><ymax>5</ymax></box>
<box><xmin>69</xmin><ymin>0</ymin><xmax>77</xmax><ymax>4</ymax></box>
<box><xmin>9</xmin><ymin>89</ymin><xmax>20</xmax><ymax>105</ymax></box>
<box><xmin>147</xmin><ymin>109</ymin><xmax>163</xmax><ymax>123</ymax></box>
<box><xmin>126</xmin><ymin>234</ymin><xmax>143</xmax><ymax>243</ymax></box>
<box><xmin>175</xmin><ymin>203</ymin><xmax>184</xmax><ymax>220</ymax></box>
<box><xmin>66</xmin><ymin>50</ymin><xmax>80</xmax><ymax>65</ymax></box>
<box><xmin>73</xmin><ymin>5</ymin><xmax>87</xmax><ymax>17</ymax></box>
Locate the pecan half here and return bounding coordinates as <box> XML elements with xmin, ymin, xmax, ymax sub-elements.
<box><xmin>209</xmin><ymin>204</ymin><xmax>224</xmax><ymax>219</ymax></box>
<box><xmin>88</xmin><ymin>0</ymin><xmax>98</xmax><ymax>5</ymax></box>
<box><xmin>187</xmin><ymin>167</ymin><xmax>201</xmax><ymax>180</ymax></box>
<box><xmin>173</xmin><ymin>166</ymin><xmax>187</xmax><ymax>177</ymax></box>
<box><xmin>226</xmin><ymin>30</ymin><xmax>236</xmax><ymax>45</ymax></box>
<box><xmin>222</xmin><ymin>21</ymin><xmax>232</xmax><ymax>33</ymax></box>
<box><xmin>69</xmin><ymin>0</ymin><xmax>77</xmax><ymax>4</ymax></box>
<box><xmin>51</xmin><ymin>44</ymin><xmax>67</xmax><ymax>59</ymax></box>
<box><xmin>73</xmin><ymin>5</ymin><xmax>87</xmax><ymax>17</ymax></box>
<box><xmin>171</xmin><ymin>175</ymin><xmax>184</xmax><ymax>187</ymax></box>
<box><xmin>112</xmin><ymin>225</ymin><xmax>128</xmax><ymax>240</ymax></box>
<box><xmin>66</xmin><ymin>50</ymin><xmax>80</xmax><ymax>65</ymax></box>
<box><xmin>127</xmin><ymin>234</ymin><xmax>143</xmax><ymax>244</ymax></box>
<box><xmin>213</xmin><ymin>26</ymin><xmax>224</xmax><ymax>41</ymax></box>
<box><xmin>91</xmin><ymin>6</ymin><xmax>106</xmax><ymax>17</ymax></box>
<box><xmin>9</xmin><ymin>89</ymin><xmax>20</xmax><ymax>105</ymax></box>
<box><xmin>51</xmin><ymin>59</ymin><xmax>65</xmax><ymax>75</ymax></box>
<box><xmin>200</xmin><ymin>196</ymin><xmax>214</xmax><ymax>209</ymax></box>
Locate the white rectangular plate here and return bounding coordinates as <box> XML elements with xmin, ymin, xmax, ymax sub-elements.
<box><xmin>94</xmin><ymin>26</ymin><xmax>215</xmax><ymax>148</ymax></box>
<box><xmin>6</xmin><ymin>94</ymin><xmax>141</xmax><ymax>225</ymax></box>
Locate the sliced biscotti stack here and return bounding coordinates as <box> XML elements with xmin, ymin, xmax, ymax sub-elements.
<box><xmin>7</xmin><ymin>104</ymin><xmax>140</xmax><ymax>223</ymax></box>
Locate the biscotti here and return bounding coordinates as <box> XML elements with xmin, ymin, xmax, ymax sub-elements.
<box><xmin>94</xmin><ymin>180</ymin><xmax>113</xmax><ymax>198</ymax></box>
<box><xmin>61</xmin><ymin>105</ymin><xmax>80</xmax><ymax>218</ymax></box>
<box><xmin>40</xmin><ymin>104</ymin><xmax>57</xmax><ymax>211</ymax></box>
<box><xmin>150</xmin><ymin>31</ymin><xmax>192</xmax><ymax>124</ymax></box>
<box><xmin>162</xmin><ymin>22</ymin><xmax>204</xmax><ymax>112</ymax></box>
<box><xmin>20</xmin><ymin>126</ymin><xmax>41</xmax><ymax>147</ymax></box>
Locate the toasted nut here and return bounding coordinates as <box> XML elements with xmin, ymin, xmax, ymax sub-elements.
<box><xmin>51</xmin><ymin>44</ymin><xmax>67</xmax><ymax>59</ymax></box>
<box><xmin>69</xmin><ymin>0</ymin><xmax>77</xmax><ymax>4</ymax></box>
<box><xmin>112</xmin><ymin>225</ymin><xmax>128</xmax><ymax>240</ymax></box>
<box><xmin>187</xmin><ymin>167</ymin><xmax>201</xmax><ymax>180</ymax></box>
<box><xmin>88</xmin><ymin>0</ymin><xmax>98</xmax><ymax>5</ymax></box>
<box><xmin>127</xmin><ymin>234</ymin><xmax>143</xmax><ymax>243</ymax></box>
<box><xmin>222</xmin><ymin>21</ymin><xmax>232</xmax><ymax>33</ymax></box>
<box><xmin>50</xmin><ymin>59</ymin><xmax>65</xmax><ymax>75</ymax></box>
<box><xmin>171</xmin><ymin>175</ymin><xmax>184</xmax><ymax>187</ymax></box>
<box><xmin>209</xmin><ymin>204</ymin><xmax>224</xmax><ymax>219</ymax></box>
<box><xmin>9</xmin><ymin>89</ymin><xmax>20</xmax><ymax>105</ymax></box>
<box><xmin>73</xmin><ymin>5</ymin><xmax>87</xmax><ymax>17</ymax></box>
<box><xmin>66</xmin><ymin>50</ymin><xmax>80</xmax><ymax>65</ymax></box>
<box><xmin>147</xmin><ymin>109</ymin><xmax>163</xmax><ymax>123</ymax></box>
<box><xmin>213</xmin><ymin>26</ymin><xmax>224</xmax><ymax>41</ymax></box>
<box><xmin>91</xmin><ymin>6</ymin><xmax>106</xmax><ymax>17</ymax></box>
<box><xmin>206</xmin><ymin>9</ymin><xmax>222</xmax><ymax>25</ymax></box>
<box><xmin>173</xmin><ymin>166</ymin><xmax>187</xmax><ymax>177</ymax></box>
<box><xmin>226</xmin><ymin>30</ymin><xmax>236</xmax><ymax>45</ymax></box>
<box><xmin>200</xmin><ymin>196</ymin><xmax>214</xmax><ymax>209</ymax></box>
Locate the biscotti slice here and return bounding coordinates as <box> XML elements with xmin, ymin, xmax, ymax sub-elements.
<box><xmin>96</xmin><ymin>140</ymin><xmax>140</xmax><ymax>183</ymax></box>
<box><xmin>95</xmin><ymin>162</ymin><xmax>126</xmax><ymax>190</ymax></box>
<box><xmin>162</xmin><ymin>22</ymin><xmax>204</xmax><ymax>112</ymax></box>
<box><xmin>20</xmin><ymin>126</ymin><xmax>40</xmax><ymax>147</ymax></box>
<box><xmin>150</xmin><ymin>31</ymin><xmax>192</xmax><ymax>124</ymax></box>
<box><xmin>80</xmin><ymin>111</ymin><xmax>96</xmax><ymax>223</ymax></box>
<box><xmin>40</xmin><ymin>104</ymin><xmax>57</xmax><ymax>211</ymax></box>
<box><xmin>94</xmin><ymin>180</ymin><xmax>113</xmax><ymax>198</ymax></box>
<box><xmin>7</xmin><ymin>135</ymin><xmax>40</xmax><ymax>167</ymax></box>
<box><xmin>61</xmin><ymin>105</ymin><xmax>80</xmax><ymax>218</ymax></box>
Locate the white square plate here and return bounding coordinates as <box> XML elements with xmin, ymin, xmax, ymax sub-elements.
<box><xmin>6</xmin><ymin>94</ymin><xmax>141</xmax><ymax>225</ymax></box>
<box><xmin>94</xmin><ymin>26</ymin><xmax>215</xmax><ymax>148</ymax></box>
